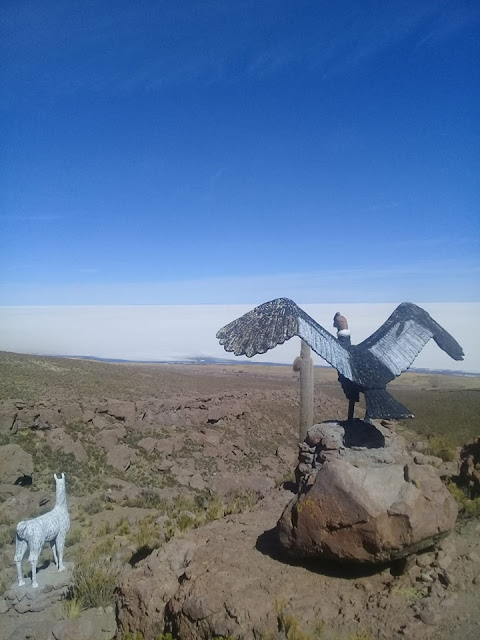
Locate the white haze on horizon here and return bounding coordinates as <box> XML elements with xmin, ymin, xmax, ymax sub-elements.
<box><xmin>0</xmin><ymin>303</ymin><xmax>479</xmax><ymax>373</ymax></box>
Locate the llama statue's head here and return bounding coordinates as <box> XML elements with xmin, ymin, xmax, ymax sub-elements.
<box><xmin>53</xmin><ymin>473</ymin><xmax>67</xmax><ymax>504</ymax></box>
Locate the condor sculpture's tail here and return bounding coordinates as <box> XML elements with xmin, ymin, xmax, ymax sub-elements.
<box><xmin>364</xmin><ymin>389</ymin><xmax>414</xmax><ymax>421</ymax></box>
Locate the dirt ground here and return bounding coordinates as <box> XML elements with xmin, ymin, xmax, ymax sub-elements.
<box><xmin>0</xmin><ymin>351</ymin><xmax>479</xmax><ymax>639</ymax></box>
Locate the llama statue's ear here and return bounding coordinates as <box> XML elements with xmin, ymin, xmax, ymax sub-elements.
<box><xmin>54</xmin><ymin>473</ymin><xmax>58</xmax><ymax>481</ymax></box>
<box><xmin>61</xmin><ymin>473</ymin><xmax>65</xmax><ymax>480</ymax></box>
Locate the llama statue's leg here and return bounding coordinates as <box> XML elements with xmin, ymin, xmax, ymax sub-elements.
<box><xmin>28</xmin><ymin>547</ymin><xmax>40</xmax><ymax>588</ymax></box>
<box><xmin>14</xmin><ymin>539</ymin><xmax>28</xmax><ymax>587</ymax></box>
<box><xmin>56</xmin><ymin>532</ymin><xmax>66</xmax><ymax>571</ymax></box>
<box><xmin>51</xmin><ymin>540</ymin><xmax>59</xmax><ymax>568</ymax></box>
<box><xmin>30</xmin><ymin>557</ymin><xmax>39</xmax><ymax>588</ymax></box>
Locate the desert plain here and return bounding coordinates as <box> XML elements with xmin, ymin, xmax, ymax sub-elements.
<box><xmin>0</xmin><ymin>350</ymin><xmax>479</xmax><ymax>640</ymax></box>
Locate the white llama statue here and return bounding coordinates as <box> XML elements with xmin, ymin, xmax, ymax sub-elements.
<box><xmin>14</xmin><ymin>472</ymin><xmax>70</xmax><ymax>588</ymax></box>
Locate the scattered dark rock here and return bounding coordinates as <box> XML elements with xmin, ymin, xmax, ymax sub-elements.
<box><xmin>458</xmin><ymin>437</ymin><xmax>480</xmax><ymax>498</ymax></box>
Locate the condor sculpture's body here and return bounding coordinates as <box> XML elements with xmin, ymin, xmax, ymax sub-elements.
<box><xmin>216</xmin><ymin>299</ymin><xmax>465</xmax><ymax>421</ymax></box>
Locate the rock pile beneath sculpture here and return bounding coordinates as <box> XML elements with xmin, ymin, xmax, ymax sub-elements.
<box><xmin>2</xmin><ymin>562</ymin><xmax>73</xmax><ymax>614</ymax></box>
<box><xmin>278</xmin><ymin>420</ymin><xmax>459</xmax><ymax>564</ymax></box>
<box><xmin>0</xmin><ymin>562</ymin><xmax>117</xmax><ymax>640</ymax></box>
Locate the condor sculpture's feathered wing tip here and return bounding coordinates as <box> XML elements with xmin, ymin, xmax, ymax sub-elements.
<box><xmin>359</xmin><ymin>302</ymin><xmax>464</xmax><ymax>379</ymax></box>
<box><xmin>216</xmin><ymin>298</ymin><xmax>299</xmax><ymax>357</ymax></box>
<box><xmin>216</xmin><ymin>297</ymin><xmax>354</xmax><ymax>379</ymax></box>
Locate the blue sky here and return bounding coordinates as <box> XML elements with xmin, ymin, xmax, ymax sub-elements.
<box><xmin>1</xmin><ymin>0</ymin><xmax>479</xmax><ymax>306</ymax></box>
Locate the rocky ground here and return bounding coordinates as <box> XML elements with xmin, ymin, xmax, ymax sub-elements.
<box><xmin>0</xmin><ymin>351</ymin><xmax>479</xmax><ymax>640</ymax></box>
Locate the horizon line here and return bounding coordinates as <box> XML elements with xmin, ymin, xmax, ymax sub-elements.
<box><xmin>2</xmin><ymin>350</ymin><xmax>479</xmax><ymax>377</ymax></box>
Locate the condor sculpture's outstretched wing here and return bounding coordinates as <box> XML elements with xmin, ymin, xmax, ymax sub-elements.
<box><xmin>216</xmin><ymin>297</ymin><xmax>354</xmax><ymax>380</ymax></box>
<box><xmin>358</xmin><ymin>302</ymin><xmax>464</xmax><ymax>378</ymax></box>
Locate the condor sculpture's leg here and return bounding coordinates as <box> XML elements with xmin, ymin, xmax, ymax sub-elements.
<box><xmin>348</xmin><ymin>399</ymin><xmax>355</xmax><ymax>422</ymax></box>
<box><xmin>339</xmin><ymin>374</ymin><xmax>359</xmax><ymax>422</ymax></box>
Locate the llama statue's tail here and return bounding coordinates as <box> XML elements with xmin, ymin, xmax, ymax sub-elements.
<box><xmin>16</xmin><ymin>521</ymin><xmax>28</xmax><ymax>539</ymax></box>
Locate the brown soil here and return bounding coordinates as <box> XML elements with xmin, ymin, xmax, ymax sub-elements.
<box><xmin>0</xmin><ymin>351</ymin><xmax>479</xmax><ymax>640</ymax></box>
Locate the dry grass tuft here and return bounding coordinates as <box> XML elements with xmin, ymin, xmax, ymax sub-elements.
<box><xmin>70</xmin><ymin>549</ymin><xmax>121</xmax><ymax>609</ymax></box>
<box><xmin>446</xmin><ymin>480</ymin><xmax>480</xmax><ymax>518</ymax></box>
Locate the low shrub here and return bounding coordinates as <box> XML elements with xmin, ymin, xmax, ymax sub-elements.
<box><xmin>62</xmin><ymin>598</ymin><xmax>82</xmax><ymax>619</ymax></box>
<box><xmin>273</xmin><ymin>600</ymin><xmax>325</xmax><ymax>640</ymax></box>
<box><xmin>70</xmin><ymin>552</ymin><xmax>120</xmax><ymax>609</ymax></box>
<box><xmin>205</xmin><ymin>497</ymin><xmax>224</xmax><ymax>523</ymax></box>
<box><xmin>446</xmin><ymin>480</ymin><xmax>480</xmax><ymax>518</ymax></box>
<box><xmin>65</xmin><ymin>527</ymin><xmax>83</xmax><ymax>547</ymax></box>
<box><xmin>425</xmin><ymin>435</ymin><xmax>457</xmax><ymax>462</ymax></box>
<box><xmin>391</xmin><ymin>584</ymin><xmax>428</xmax><ymax>603</ymax></box>
<box><xmin>176</xmin><ymin>512</ymin><xmax>197</xmax><ymax>532</ymax></box>
<box><xmin>133</xmin><ymin>517</ymin><xmax>162</xmax><ymax>550</ymax></box>
<box><xmin>96</xmin><ymin>521</ymin><xmax>113</xmax><ymax>536</ymax></box>
<box><xmin>123</xmin><ymin>490</ymin><xmax>169</xmax><ymax>511</ymax></box>
<box><xmin>116</xmin><ymin>517</ymin><xmax>131</xmax><ymax>535</ymax></box>
<box><xmin>224</xmin><ymin>489</ymin><xmax>261</xmax><ymax>515</ymax></box>
<box><xmin>83</xmin><ymin>497</ymin><xmax>104</xmax><ymax>515</ymax></box>
<box><xmin>0</xmin><ymin>524</ymin><xmax>16</xmax><ymax>547</ymax></box>
<box><xmin>0</xmin><ymin>512</ymin><xmax>12</xmax><ymax>526</ymax></box>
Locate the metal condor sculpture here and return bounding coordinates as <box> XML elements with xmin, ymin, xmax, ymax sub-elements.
<box><xmin>216</xmin><ymin>299</ymin><xmax>464</xmax><ymax>421</ymax></box>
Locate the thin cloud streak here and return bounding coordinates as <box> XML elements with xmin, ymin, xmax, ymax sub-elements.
<box><xmin>412</xmin><ymin>3</ymin><xmax>480</xmax><ymax>52</ymax></box>
<box><xmin>0</xmin><ymin>215</ymin><xmax>63</xmax><ymax>222</ymax></box>
<box><xmin>1</xmin><ymin>261</ymin><xmax>479</xmax><ymax>305</ymax></box>
<box><xmin>359</xmin><ymin>202</ymin><xmax>401</xmax><ymax>213</ymax></box>
<box><xmin>2</xmin><ymin>1</ymin><xmax>477</xmax><ymax>100</ymax></box>
<box><xmin>391</xmin><ymin>236</ymin><xmax>479</xmax><ymax>250</ymax></box>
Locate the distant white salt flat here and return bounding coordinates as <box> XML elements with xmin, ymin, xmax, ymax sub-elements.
<box><xmin>0</xmin><ymin>303</ymin><xmax>479</xmax><ymax>372</ymax></box>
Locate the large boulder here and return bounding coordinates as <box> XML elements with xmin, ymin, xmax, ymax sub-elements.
<box><xmin>98</xmin><ymin>426</ymin><xmax>127</xmax><ymax>451</ymax></box>
<box><xmin>116</xmin><ymin>538</ymin><xmax>196</xmax><ymax>639</ymax></box>
<box><xmin>34</xmin><ymin>407</ymin><xmax>61</xmax><ymax>430</ymax></box>
<box><xmin>0</xmin><ymin>408</ymin><xmax>17</xmax><ymax>434</ymax></box>
<box><xmin>0</xmin><ymin>444</ymin><xmax>34</xmax><ymax>485</ymax></box>
<box><xmin>107</xmin><ymin>399</ymin><xmax>136</xmax><ymax>424</ymax></box>
<box><xmin>277</xmin><ymin>421</ymin><xmax>458</xmax><ymax>564</ymax></box>
<box><xmin>59</xmin><ymin>402</ymin><xmax>83</xmax><ymax>424</ymax></box>
<box><xmin>106</xmin><ymin>444</ymin><xmax>137</xmax><ymax>471</ymax></box>
<box><xmin>46</xmin><ymin>428</ymin><xmax>88</xmax><ymax>463</ymax></box>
